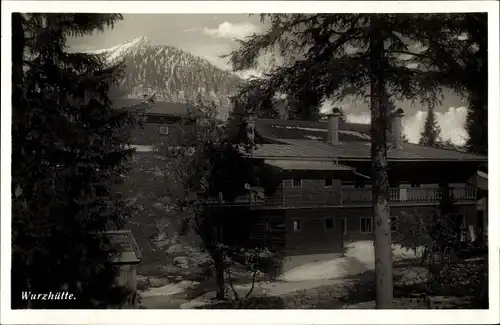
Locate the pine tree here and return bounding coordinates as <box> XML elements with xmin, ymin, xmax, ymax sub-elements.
<box><xmin>159</xmin><ymin>97</ymin><xmax>283</xmax><ymax>300</ymax></box>
<box><xmin>441</xmin><ymin>139</ymin><xmax>459</xmax><ymax>150</ymax></box>
<box><xmin>455</xmin><ymin>15</ymin><xmax>487</xmax><ymax>155</ymax></box>
<box><xmin>408</xmin><ymin>13</ymin><xmax>487</xmax><ymax>154</ymax></box>
<box><xmin>228</xmin><ymin>14</ymin><xmax>455</xmax><ymax>308</ymax></box>
<box><xmin>11</xmin><ymin>13</ymin><xmax>139</xmax><ymax>308</ymax></box>
<box><xmin>419</xmin><ymin>107</ymin><xmax>442</xmax><ymax>147</ymax></box>
<box><xmin>286</xmin><ymin>90</ymin><xmax>322</xmax><ymax>121</ymax></box>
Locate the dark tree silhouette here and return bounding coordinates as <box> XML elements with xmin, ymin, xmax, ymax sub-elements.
<box><xmin>407</xmin><ymin>13</ymin><xmax>487</xmax><ymax>154</ymax></box>
<box><xmin>419</xmin><ymin>106</ymin><xmax>442</xmax><ymax>147</ymax></box>
<box><xmin>11</xmin><ymin>13</ymin><xmax>142</xmax><ymax>308</ymax></box>
<box><xmin>227</xmin><ymin>13</ymin><xmax>465</xmax><ymax>308</ymax></box>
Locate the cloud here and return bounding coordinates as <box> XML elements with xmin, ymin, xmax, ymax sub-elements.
<box><xmin>344</xmin><ymin>107</ymin><xmax>469</xmax><ymax>146</ymax></box>
<box><xmin>405</xmin><ymin>106</ymin><xmax>468</xmax><ymax>145</ymax></box>
<box><xmin>188</xmin><ymin>21</ymin><xmax>260</xmax><ymax>39</ymax></box>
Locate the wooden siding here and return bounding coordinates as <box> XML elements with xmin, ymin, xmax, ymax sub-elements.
<box><xmin>116</xmin><ymin>264</ymin><xmax>138</xmax><ymax>292</ymax></box>
<box><xmin>248</xmin><ymin>211</ymin><xmax>287</xmax><ymax>252</ymax></box>
<box><xmin>285</xmin><ymin>209</ymin><xmax>343</xmax><ymax>255</ymax></box>
<box><xmin>130</xmin><ymin>123</ymin><xmax>173</xmax><ymax>146</ymax></box>
<box><xmin>283</xmin><ymin>179</ymin><xmax>342</xmax><ymax>207</ymax></box>
<box><xmin>341</xmin><ymin>205</ymin><xmax>478</xmax><ymax>243</ymax></box>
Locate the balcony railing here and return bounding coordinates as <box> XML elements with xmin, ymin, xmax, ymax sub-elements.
<box><xmin>205</xmin><ymin>184</ymin><xmax>284</xmax><ymax>207</ymax></box>
<box><xmin>341</xmin><ymin>187</ymin><xmax>477</xmax><ymax>205</ymax></box>
<box><xmin>206</xmin><ymin>185</ymin><xmax>477</xmax><ymax>207</ymax></box>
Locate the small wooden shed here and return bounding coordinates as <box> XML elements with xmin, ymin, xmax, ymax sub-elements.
<box><xmin>102</xmin><ymin>230</ymin><xmax>142</xmax><ymax>292</ymax></box>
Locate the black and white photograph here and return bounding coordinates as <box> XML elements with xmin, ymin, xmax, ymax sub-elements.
<box><xmin>1</xmin><ymin>1</ymin><xmax>499</xmax><ymax>324</ymax></box>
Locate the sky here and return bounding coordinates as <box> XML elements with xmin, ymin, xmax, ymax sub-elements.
<box><xmin>68</xmin><ymin>14</ymin><xmax>470</xmax><ymax>145</ymax></box>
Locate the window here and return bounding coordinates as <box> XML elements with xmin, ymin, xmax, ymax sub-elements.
<box><xmin>390</xmin><ymin>216</ymin><xmax>398</xmax><ymax>232</ymax></box>
<box><xmin>360</xmin><ymin>217</ymin><xmax>373</xmax><ymax>233</ymax></box>
<box><xmin>325</xmin><ymin>218</ymin><xmax>334</xmax><ymax>230</ymax></box>
<box><xmin>159</xmin><ymin>125</ymin><xmax>169</xmax><ymax>135</ymax></box>
<box><xmin>293</xmin><ymin>220</ymin><xmax>302</xmax><ymax>231</ymax></box>
<box><xmin>342</xmin><ymin>180</ymin><xmax>354</xmax><ymax>187</ymax></box>
<box><xmin>458</xmin><ymin>213</ymin><xmax>466</xmax><ymax>228</ymax></box>
<box><xmin>265</xmin><ymin>220</ymin><xmax>272</xmax><ymax>232</ymax></box>
<box><xmin>354</xmin><ymin>179</ymin><xmax>366</xmax><ymax>188</ymax></box>
<box><xmin>292</xmin><ymin>177</ymin><xmax>302</xmax><ymax>188</ymax></box>
<box><xmin>325</xmin><ymin>177</ymin><xmax>333</xmax><ymax>188</ymax></box>
<box><xmin>341</xmin><ymin>218</ymin><xmax>347</xmax><ymax>235</ymax></box>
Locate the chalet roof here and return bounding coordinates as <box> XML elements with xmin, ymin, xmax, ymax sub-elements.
<box><xmin>264</xmin><ymin>159</ymin><xmax>355</xmax><ymax>171</ymax></box>
<box><xmin>112</xmin><ymin>98</ymin><xmax>191</xmax><ymax>117</ymax></box>
<box><xmin>250</xmin><ymin>139</ymin><xmax>487</xmax><ymax>162</ymax></box>
<box><xmin>250</xmin><ymin>118</ymin><xmax>486</xmax><ymax>162</ymax></box>
<box><xmin>255</xmin><ymin>119</ymin><xmax>371</xmax><ymax>142</ymax></box>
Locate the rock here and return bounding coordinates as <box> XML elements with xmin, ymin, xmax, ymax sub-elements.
<box><xmin>177</xmin><ymin>280</ymin><xmax>199</xmax><ymax>289</ymax></box>
<box><xmin>174</xmin><ymin>256</ymin><xmax>190</xmax><ymax>267</ymax></box>
<box><xmin>155</xmin><ymin>239</ymin><xmax>169</xmax><ymax>248</ymax></box>
<box><xmin>153</xmin><ymin>202</ymin><xmax>164</xmax><ymax>210</ymax></box>
<box><xmin>167</xmin><ymin>244</ymin><xmax>185</xmax><ymax>255</ymax></box>
<box><xmin>160</xmin><ymin>265</ymin><xmax>182</xmax><ymax>275</ymax></box>
<box><xmin>157</xmin><ymin>232</ymin><xmax>166</xmax><ymax>241</ymax></box>
<box><xmin>189</xmin><ymin>252</ymin><xmax>211</xmax><ymax>265</ymax></box>
<box><xmin>148</xmin><ymin>277</ymin><xmax>170</xmax><ymax>288</ymax></box>
<box><xmin>137</xmin><ymin>275</ymin><xmax>150</xmax><ymax>290</ymax></box>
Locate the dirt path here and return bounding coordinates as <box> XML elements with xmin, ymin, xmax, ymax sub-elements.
<box><xmin>140</xmin><ymin>242</ymin><xmax>424</xmax><ymax>309</ymax></box>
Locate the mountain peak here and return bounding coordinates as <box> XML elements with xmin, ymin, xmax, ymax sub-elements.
<box><xmin>92</xmin><ymin>37</ymin><xmax>242</xmax><ymax>113</ymax></box>
<box><xmin>91</xmin><ymin>36</ymin><xmax>152</xmax><ymax>63</ymax></box>
<box><xmin>127</xmin><ymin>36</ymin><xmax>151</xmax><ymax>47</ymax></box>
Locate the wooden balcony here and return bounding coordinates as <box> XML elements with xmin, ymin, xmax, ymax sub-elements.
<box><xmin>205</xmin><ymin>185</ymin><xmax>284</xmax><ymax>207</ymax></box>
<box><xmin>341</xmin><ymin>187</ymin><xmax>477</xmax><ymax>206</ymax></box>
<box><xmin>206</xmin><ymin>185</ymin><xmax>477</xmax><ymax>208</ymax></box>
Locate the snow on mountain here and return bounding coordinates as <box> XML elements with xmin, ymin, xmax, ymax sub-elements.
<box><xmin>89</xmin><ymin>36</ymin><xmax>242</xmax><ymax>113</ymax></box>
<box><xmin>91</xmin><ymin>36</ymin><xmax>152</xmax><ymax>63</ymax></box>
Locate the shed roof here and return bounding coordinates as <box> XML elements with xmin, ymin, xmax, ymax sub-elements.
<box><xmin>102</xmin><ymin>230</ymin><xmax>142</xmax><ymax>264</ymax></box>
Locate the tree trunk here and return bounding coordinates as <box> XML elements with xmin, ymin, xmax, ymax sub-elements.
<box><xmin>214</xmin><ymin>253</ymin><xmax>225</xmax><ymax>300</ymax></box>
<box><xmin>369</xmin><ymin>15</ymin><xmax>393</xmax><ymax>309</ymax></box>
<box><xmin>214</xmin><ymin>224</ymin><xmax>225</xmax><ymax>300</ymax></box>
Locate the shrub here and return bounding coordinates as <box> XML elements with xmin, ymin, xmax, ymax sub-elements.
<box><xmin>224</xmin><ymin>246</ymin><xmax>285</xmax><ymax>304</ymax></box>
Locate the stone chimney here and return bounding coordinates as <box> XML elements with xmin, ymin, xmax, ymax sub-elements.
<box><xmin>327</xmin><ymin>107</ymin><xmax>343</xmax><ymax>145</ymax></box>
<box><xmin>391</xmin><ymin>108</ymin><xmax>405</xmax><ymax>150</ymax></box>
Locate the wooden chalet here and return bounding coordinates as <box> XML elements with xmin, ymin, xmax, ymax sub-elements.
<box><xmin>215</xmin><ymin>109</ymin><xmax>487</xmax><ymax>256</ymax></box>
<box><xmin>121</xmin><ymin>99</ymin><xmax>487</xmax><ymax>257</ymax></box>
<box><xmin>113</xmin><ymin>98</ymin><xmax>199</xmax><ymax>149</ymax></box>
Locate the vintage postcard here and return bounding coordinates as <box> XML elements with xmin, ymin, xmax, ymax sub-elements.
<box><xmin>1</xmin><ymin>1</ymin><xmax>499</xmax><ymax>324</ymax></box>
